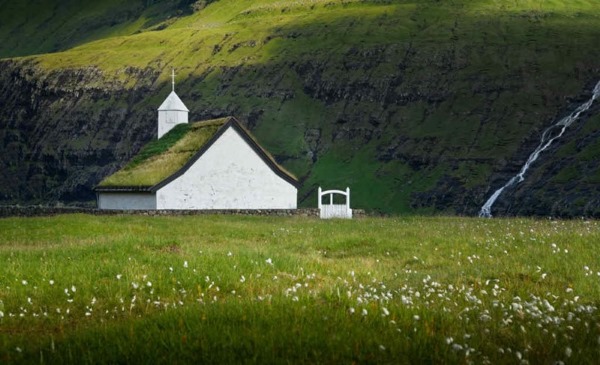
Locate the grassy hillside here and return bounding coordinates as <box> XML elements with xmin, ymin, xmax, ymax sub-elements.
<box><xmin>1</xmin><ymin>214</ymin><xmax>599</xmax><ymax>363</ymax></box>
<box><xmin>0</xmin><ymin>0</ymin><xmax>201</xmax><ymax>58</ymax></box>
<box><xmin>1</xmin><ymin>0</ymin><xmax>599</xmax><ymax>215</ymax></box>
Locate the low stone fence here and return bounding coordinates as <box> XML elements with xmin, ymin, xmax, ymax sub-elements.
<box><xmin>0</xmin><ymin>206</ymin><xmax>366</xmax><ymax>218</ymax></box>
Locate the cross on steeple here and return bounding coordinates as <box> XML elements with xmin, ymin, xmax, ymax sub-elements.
<box><xmin>171</xmin><ymin>68</ymin><xmax>176</xmax><ymax>92</ymax></box>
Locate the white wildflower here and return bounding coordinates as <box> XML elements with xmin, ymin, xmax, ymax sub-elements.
<box><xmin>131</xmin><ymin>282</ymin><xmax>139</xmax><ymax>289</ymax></box>
<box><xmin>49</xmin><ymin>280</ymin><xmax>54</xmax><ymax>285</ymax></box>
<box><xmin>452</xmin><ymin>344</ymin><xmax>463</xmax><ymax>351</ymax></box>
<box><xmin>349</xmin><ymin>307</ymin><xmax>355</xmax><ymax>314</ymax></box>
<box><xmin>446</xmin><ymin>337</ymin><xmax>454</xmax><ymax>345</ymax></box>
<box><xmin>227</xmin><ymin>251</ymin><xmax>233</xmax><ymax>257</ymax></box>
<box><xmin>265</xmin><ymin>258</ymin><xmax>273</xmax><ymax>265</ymax></box>
<box><xmin>146</xmin><ymin>281</ymin><xmax>152</xmax><ymax>287</ymax></box>
<box><xmin>116</xmin><ymin>274</ymin><xmax>122</xmax><ymax>280</ymax></box>
<box><xmin>379</xmin><ymin>345</ymin><xmax>386</xmax><ymax>351</ymax></box>
<box><xmin>183</xmin><ymin>261</ymin><xmax>188</xmax><ymax>268</ymax></box>
<box><xmin>362</xmin><ymin>309</ymin><xmax>368</xmax><ymax>316</ymax></box>
<box><xmin>21</xmin><ymin>280</ymin><xmax>27</xmax><ymax>286</ymax></box>
<box><xmin>71</xmin><ymin>285</ymin><xmax>76</xmax><ymax>293</ymax></box>
<box><xmin>382</xmin><ymin>307</ymin><xmax>390</xmax><ymax>316</ymax></box>
<box><xmin>565</xmin><ymin>347</ymin><xmax>572</xmax><ymax>358</ymax></box>
<box><xmin>15</xmin><ymin>347</ymin><xmax>22</xmax><ymax>353</ymax></box>
<box><xmin>413</xmin><ymin>315</ymin><xmax>420</xmax><ymax>321</ymax></box>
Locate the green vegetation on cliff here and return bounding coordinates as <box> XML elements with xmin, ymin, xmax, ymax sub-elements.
<box><xmin>1</xmin><ymin>0</ymin><xmax>599</xmax><ymax>215</ymax></box>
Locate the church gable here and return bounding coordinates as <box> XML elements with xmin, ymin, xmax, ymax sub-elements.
<box><xmin>154</xmin><ymin>118</ymin><xmax>298</xmax><ymax>191</ymax></box>
<box><xmin>155</xmin><ymin>124</ymin><xmax>297</xmax><ymax>209</ymax></box>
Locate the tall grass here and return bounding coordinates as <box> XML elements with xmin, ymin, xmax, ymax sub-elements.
<box><xmin>0</xmin><ymin>214</ymin><xmax>599</xmax><ymax>363</ymax></box>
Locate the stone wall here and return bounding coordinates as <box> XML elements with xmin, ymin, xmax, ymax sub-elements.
<box><xmin>0</xmin><ymin>206</ymin><xmax>365</xmax><ymax>218</ymax></box>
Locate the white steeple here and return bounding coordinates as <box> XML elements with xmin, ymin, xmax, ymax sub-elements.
<box><xmin>158</xmin><ymin>68</ymin><xmax>189</xmax><ymax>139</ymax></box>
<box><xmin>171</xmin><ymin>68</ymin><xmax>175</xmax><ymax>92</ymax></box>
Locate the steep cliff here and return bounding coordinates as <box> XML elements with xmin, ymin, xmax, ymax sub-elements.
<box><xmin>1</xmin><ymin>0</ymin><xmax>599</xmax><ymax>215</ymax></box>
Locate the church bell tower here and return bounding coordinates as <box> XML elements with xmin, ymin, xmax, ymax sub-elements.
<box><xmin>157</xmin><ymin>69</ymin><xmax>189</xmax><ymax>139</ymax></box>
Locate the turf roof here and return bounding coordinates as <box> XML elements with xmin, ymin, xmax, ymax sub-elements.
<box><xmin>98</xmin><ymin>118</ymin><xmax>228</xmax><ymax>188</ymax></box>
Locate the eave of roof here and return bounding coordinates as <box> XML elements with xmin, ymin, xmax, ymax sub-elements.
<box><xmin>94</xmin><ymin>117</ymin><xmax>300</xmax><ymax>193</ymax></box>
<box><xmin>94</xmin><ymin>186</ymin><xmax>153</xmax><ymax>193</ymax></box>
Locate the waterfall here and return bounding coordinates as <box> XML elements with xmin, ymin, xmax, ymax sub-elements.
<box><xmin>479</xmin><ymin>80</ymin><xmax>600</xmax><ymax>218</ymax></box>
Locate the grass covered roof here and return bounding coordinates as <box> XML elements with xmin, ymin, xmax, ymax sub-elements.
<box><xmin>97</xmin><ymin>118</ymin><xmax>228</xmax><ymax>189</ymax></box>
<box><xmin>96</xmin><ymin>117</ymin><xmax>299</xmax><ymax>192</ymax></box>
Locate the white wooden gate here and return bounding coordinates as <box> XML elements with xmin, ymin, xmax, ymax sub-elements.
<box><xmin>318</xmin><ymin>187</ymin><xmax>352</xmax><ymax>219</ymax></box>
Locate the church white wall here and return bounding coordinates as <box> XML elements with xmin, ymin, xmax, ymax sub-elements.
<box><xmin>98</xmin><ymin>193</ymin><xmax>156</xmax><ymax>210</ymax></box>
<box><xmin>158</xmin><ymin>110</ymin><xmax>188</xmax><ymax>138</ymax></box>
<box><xmin>156</xmin><ymin>127</ymin><xmax>297</xmax><ymax>210</ymax></box>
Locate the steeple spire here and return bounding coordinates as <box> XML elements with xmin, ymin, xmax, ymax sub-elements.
<box><xmin>171</xmin><ymin>68</ymin><xmax>176</xmax><ymax>92</ymax></box>
<box><xmin>158</xmin><ymin>67</ymin><xmax>189</xmax><ymax>139</ymax></box>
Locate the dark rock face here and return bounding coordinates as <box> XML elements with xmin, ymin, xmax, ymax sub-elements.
<box><xmin>0</xmin><ymin>42</ymin><xmax>599</xmax><ymax>216</ymax></box>
<box><xmin>482</xmin><ymin>100</ymin><xmax>600</xmax><ymax>218</ymax></box>
<box><xmin>0</xmin><ymin>60</ymin><xmax>160</xmax><ymax>204</ymax></box>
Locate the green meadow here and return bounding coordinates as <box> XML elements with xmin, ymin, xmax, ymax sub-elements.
<box><xmin>2</xmin><ymin>0</ymin><xmax>599</xmax><ymax>213</ymax></box>
<box><xmin>1</xmin><ymin>214</ymin><xmax>599</xmax><ymax>363</ymax></box>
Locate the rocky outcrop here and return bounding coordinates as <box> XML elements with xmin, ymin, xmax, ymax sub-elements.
<box><xmin>482</xmin><ymin>98</ymin><xmax>600</xmax><ymax>217</ymax></box>
<box><xmin>0</xmin><ymin>60</ymin><xmax>160</xmax><ymax>203</ymax></box>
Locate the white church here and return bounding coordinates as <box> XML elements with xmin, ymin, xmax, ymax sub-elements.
<box><xmin>94</xmin><ymin>72</ymin><xmax>299</xmax><ymax>210</ymax></box>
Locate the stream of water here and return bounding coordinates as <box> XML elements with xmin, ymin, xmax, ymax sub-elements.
<box><xmin>479</xmin><ymin>80</ymin><xmax>600</xmax><ymax>218</ymax></box>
